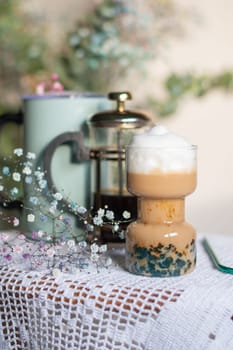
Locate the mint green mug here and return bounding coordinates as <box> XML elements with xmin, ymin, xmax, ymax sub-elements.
<box><xmin>22</xmin><ymin>92</ymin><xmax>112</xmax><ymax>239</ymax></box>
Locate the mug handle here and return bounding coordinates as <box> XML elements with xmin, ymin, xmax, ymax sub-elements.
<box><xmin>0</xmin><ymin>111</ymin><xmax>24</xmax><ymax>208</ymax></box>
<box><xmin>43</xmin><ymin>131</ymin><xmax>90</xmax><ymax>208</ymax></box>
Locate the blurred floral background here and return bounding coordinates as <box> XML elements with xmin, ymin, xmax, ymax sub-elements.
<box><xmin>1</xmin><ymin>0</ymin><xmax>232</xmax><ymax>115</ymax></box>
<box><xmin>0</xmin><ymin>0</ymin><xmax>186</xmax><ymax>113</ymax></box>
<box><xmin>0</xmin><ymin>0</ymin><xmax>233</xmax><ymax>234</ymax></box>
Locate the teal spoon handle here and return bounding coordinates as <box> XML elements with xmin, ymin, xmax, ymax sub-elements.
<box><xmin>203</xmin><ymin>238</ymin><xmax>233</xmax><ymax>274</ymax></box>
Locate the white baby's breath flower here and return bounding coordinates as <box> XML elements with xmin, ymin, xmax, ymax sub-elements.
<box><xmin>46</xmin><ymin>247</ymin><xmax>55</xmax><ymax>257</ymax></box>
<box><xmin>37</xmin><ymin>230</ymin><xmax>45</xmax><ymax>238</ymax></box>
<box><xmin>67</xmin><ymin>239</ymin><xmax>75</xmax><ymax>248</ymax></box>
<box><xmin>99</xmin><ymin>244</ymin><xmax>107</xmax><ymax>253</ymax></box>
<box><xmin>49</xmin><ymin>200</ymin><xmax>57</xmax><ymax>214</ymax></box>
<box><xmin>29</xmin><ymin>196</ymin><xmax>39</xmax><ymax>205</ymax></box>
<box><xmin>118</xmin><ymin>230</ymin><xmax>125</xmax><ymax>240</ymax></box>
<box><xmin>53</xmin><ymin>192</ymin><xmax>63</xmax><ymax>201</ymax></box>
<box><xmin>12</xmin><ymin>172</ymin><xmax>21</xmax><ymax>182</ymax></box>
<box><xmin>93</xmin><ymin>216</ymin><xmax>103</xmax><ymax>226</ymax></box>
<box><xmin>97</xmin><ymin>208</ymin><xmax>105</xmax><ymax>217</ymax></box>
<box><xmin>14</xmin><ymin>148</ymin><xmax>23</xmax><ymax>157</ymax></box>
<box><xmin>26</xmin><ymin>152</ymin><xmax>36</xmax><ymax>159</ymax></box>
<box><xmin>86</xmin><ymin>224</ymin><xmax>94</xmax><ymax>232</ymax></box>
<box><xmin>77</xmin><ymin>206</ymin><xmax>87</xmax><ymax>214</ymax></box>
<box><xmin>38</xmin><ymin>179</ymin><xmax>47</xmax><ymax>189</ymax></box>
<box><xmin>34</xmin><ymin>171</ymin><xmax>44</xmax><ymax>180</ymax></box>
<box><xmin>123</xmin><ymin>210</ymin><xmax>131</xmax><ymax>219</ymax></box>
<box><xmin>25</xmin><ymin>176</ymin><xmax>32</xmax><ymax>184</ymax></box>
<box><xmin>105</xmin><ymin>210</ymin><xmax>114</xmax><ymax>220</ymax></box>
<box><xmin>104</xmin><ymin>256</ymin><xmax>112</xmax><ymax>267</ymax></box>
<box><xmin>91</xmin><ymin>243</ymin><xmax>99</xmax><ymax>254</ymax></box>
<box><xmin>49</xmin><ymin>207</ymin><xmax>56</xmax><ymax>215</ymax></box>
<box><xmin>0</xmin><ymin>185</ymin><xmax>4</xmax><ymax>191</ymax></box>
<box><xmin>91</xmin><ymin>253</ymin><xmax>99</xmax><ymax>262</ymax></box>
<box><xmin>10</xmin><ymin>187</ymin><xmax>19</xmax><ymax>196</ymax></box>
<box><xmin>78</xmin><ymin>241</ymin><xmax>87</xmax><ymax>249</ymax></box>
<box><xmin>27</xmin><ymin>214</ymin><xmax>35</xmax><ymax>222</ymax></box>
<box><xmin>113</xmin><ymin>223</ymin><xmax>120</xmax><ymax>232</ymax></box>
<box><xmin>22</xmin><ymin>166</ymin><xmax>32</xmax><ymax>175</ymax></box>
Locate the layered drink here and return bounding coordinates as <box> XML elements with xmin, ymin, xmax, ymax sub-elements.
<box><xmin>126</xmin><ymin>125</ymin><xmax>197</xmax><ymax>277</ymax></box>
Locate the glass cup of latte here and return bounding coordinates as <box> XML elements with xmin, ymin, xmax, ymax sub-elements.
<box><xmin>126</xmin><ymin>125</ymin><xmax>197</xmax><ymax>277</ymax></box>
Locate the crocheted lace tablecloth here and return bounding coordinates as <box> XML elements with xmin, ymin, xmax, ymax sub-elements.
<box><xmin>0</xmin><ymin>233</ymin><xmax>233</xmax><ymax>350</ymax></box>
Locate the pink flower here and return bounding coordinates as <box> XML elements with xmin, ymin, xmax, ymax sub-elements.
<box><xmin>18</xmin><ymin>234</ymin><xmax>26</xmax><ymax>240</ymax></box>
<box><xmin>23</xmin><ymin>253</ymin><xmax>31</xmax><ymax>260</ymax></box>
<box><xmin>50</xmin><ymin>73</ymin><xmax>64</xmax><ymax>92</ymax></box>
<box><xmin>50</xmin><ymin>81</ymin><xmax>64</xmax><ymax>92</ymax></box>
<box><xmin>31</xmin><ymin>231</ymin><xmax>38</xmax><ymax>239</ymax></box>
<box><xmin>36</xmin><ymin>82</ymin><xmax>46</xmax><ymax>95</ymax></box>
<box><xmin>13</xmin><ymin>246</ymin><xmax>23</xmax><ymax>254</ymax></box>
<box><xmin>13</xmin><ymin>217</ymin><xmax>20</xmax><ymax>227</ymax></box>
<box><xmin>0</xmin><ymin>233</ymin><xmax>9</xmax><ymax>241</ymax></box>
<box><xmin>51</xmin><ymin>73</ymin><xmax>59</xmax><ymax>81</ymax></box>
<box><xmin>5</xmin><ymin>254</ymin><xmax>12</xmax><ymax>261</ymax></box>
<box><xmin>46</xmin><ymin>247</ymin><xmax>55</xmax><ymax>257</ymax></box>
<box><xmin>37</xmin><ymin>230</ymin><xmax>45</xmax><ymax>238</ymax></box>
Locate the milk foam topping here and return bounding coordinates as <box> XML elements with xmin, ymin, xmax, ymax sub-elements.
<box><xmin>128</xmin><ymin>125</ymin><xmax>196</xmax><ymax>173</ymax></box>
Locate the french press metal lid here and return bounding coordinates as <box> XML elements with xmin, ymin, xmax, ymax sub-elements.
<box><xmin>89</xmin><ymin>91</ymin><xmax>150</xmax><ymax>129</ymax></box>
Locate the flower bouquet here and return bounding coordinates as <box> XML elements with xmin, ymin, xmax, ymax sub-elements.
<box><xmin>0</xmin><ymin>148</ymin><xmax>130</xmax><ymax>274</ymax></box>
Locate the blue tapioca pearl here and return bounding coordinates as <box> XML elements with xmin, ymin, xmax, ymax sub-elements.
<box><xmin>176</xmin><ymin>258</ymin><xmax>186</xmax><ymax>268</ymax></box>
<box><xmin>139</xmin><ymin>265</ymin><xmax>146</xmax><ymax>273</ymax></box>
<box><xmin>173</xmin><ymin>269</ymin><xmax>181</xmax><ymax>276</ymax></box>
<box><xmin>159</xmin><ymin>254</ymin><xmax>165</xmax><ymax>259</ymax></box>
<box><xmin>153</xmin><ymin>270</ymin><xmax>164</xmax><ymax>277</ymax></box>
<box><xmin>136</xmin><ymin>247</ymin><xmax>150</xmax><ymax>259</ymax></box>
<box><xmin>148</xmin><ymin>262</ymin><xmax>155</xmax><ymax>272</ymax></box>
<box><xmin>160</xmin><ymin>269</ymin><xmax>170</xmax><ymax>276</ymax></box>
<box><xmin>159</xmin><ymin>257</ymin><xmax>173</xmax><ymax>269</ymax></box>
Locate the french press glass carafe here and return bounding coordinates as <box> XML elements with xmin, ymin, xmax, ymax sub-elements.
<box><xmin>89</xmin><ymin>91</ymin><xmax>152</xmax><ymax>242</ymax></box>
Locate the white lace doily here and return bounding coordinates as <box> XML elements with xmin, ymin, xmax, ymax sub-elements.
<box><xmin>0</xmin><ymin>233</ymin><xmax>233</xmax><ymax>350</ymax></box>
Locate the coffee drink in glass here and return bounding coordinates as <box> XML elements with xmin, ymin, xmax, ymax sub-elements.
<box><xmin>126</xmin><ymin>125</ymin><xmax>197</xmax><ymax>277</ymax></box>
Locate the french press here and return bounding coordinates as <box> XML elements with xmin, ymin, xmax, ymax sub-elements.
<box><xmin>43</xmin><ymin>91</ymin><xmax>152</xmax><ymax>242</ymax></box>
<box><xmin>88</xmin><ymin>91</ymin><xmax>152</xmax><ymax>241</ymax></box>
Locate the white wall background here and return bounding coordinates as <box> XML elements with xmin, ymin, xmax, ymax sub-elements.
<box><xmin>26</xmin><ymin>0</ymin><xmax>233</xmax><ymax>235</ymax></box>
<box><xmin>150</xmin><ymin>0</ymin><xmax>233</xmax><ymax>235</ymax></box>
